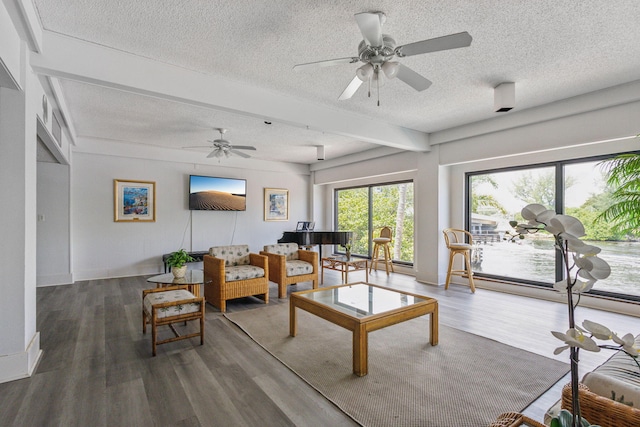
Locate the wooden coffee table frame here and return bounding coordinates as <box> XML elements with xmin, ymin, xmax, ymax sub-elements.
<box><xmin>290</xmin><ymin>282</ymin><xmax>438</xmax><ymax>376</ymax></box>
<box><xmin>321</xmin><ymin>256</ymin><xmax>368</xmax><ymax>284</ymax></box>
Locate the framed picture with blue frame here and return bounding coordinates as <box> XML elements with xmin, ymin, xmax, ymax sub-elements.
<box><xmin>114</xmin><ymin>179</ymin><xmax>156</xmax><ymax>222</ymax></box>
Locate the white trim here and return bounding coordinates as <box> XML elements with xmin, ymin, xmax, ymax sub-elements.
<box><xmin>0</xmin><ymin>57</ymin><xmax>20</xmax><ymax>90</ymax></box>
<box><xmin>36</xmin><ymin>273</ymin><xmax>73</xmax><ymax>287</ymax></box>
<box><xmin>0</xmin><ymin>332</ymin><xmax>42</xmax><ymax>384</ymax></box>
<box><xmin>430</xmin><ymin>277</ymin><xmax>640</xmax><ymax>319</ymax></box>
<box><xmin>36</xmin><ymin>117</ymin><xmax>69</xmax><ymax>165</ymax></box>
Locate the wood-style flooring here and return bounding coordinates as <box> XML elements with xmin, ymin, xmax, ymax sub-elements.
<box><xmin>0</xmin><ymin>266</ymin><xmax>638</xmax><ymax>426</ymax></box>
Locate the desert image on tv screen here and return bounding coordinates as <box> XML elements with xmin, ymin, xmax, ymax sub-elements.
<box><xmin>189</xmin><ymin>176</ymin><xmax>246</xmax><ymax>211</ymax></box>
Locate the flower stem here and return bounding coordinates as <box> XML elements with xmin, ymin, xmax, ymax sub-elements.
<box><xmin>562</xmin><ymin>239</ymin><xmax>581</xmax><ymax>427</ymax></box>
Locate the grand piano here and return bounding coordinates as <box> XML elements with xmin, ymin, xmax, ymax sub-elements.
<box><xmin>278</xmin><ymin>230</ymin><xmax>352</xmax><ymax>259</ymax></box>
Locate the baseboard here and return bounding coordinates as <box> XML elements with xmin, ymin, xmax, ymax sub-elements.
<box><xmin>36</xmin><ymin>273</ymin><xmax>73</xmax><ymax>287</ymax></box>
<box><xmin>0</xmin><ymin>331</ymin><xmax>42</xmax><ymax>384</ymax></box>
<box><xmin>74</xmin><ymin>263</ymin><xmax>162</xmax><ymax>282</ymax></box>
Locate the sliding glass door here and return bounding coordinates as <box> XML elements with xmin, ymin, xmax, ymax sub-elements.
<box><xmin>335</xmin><ymin>181</ymin><xmax>414</xmax><ymax>264</ymax></box>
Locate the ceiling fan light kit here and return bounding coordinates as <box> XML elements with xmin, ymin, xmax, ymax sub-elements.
<box><xmin>381</xmin><ymin>61</ymin><xmax>400</xmax><ymax>79</ymax></box>
<box><xmin>356</xmin><ymin>63</ymin><xmax>374</xmax><ymax>81</ymax></box>
<box><xmin>293</xmin><ymin>11</ymin><xmax>472</xmax><ymax>105</ymax></box>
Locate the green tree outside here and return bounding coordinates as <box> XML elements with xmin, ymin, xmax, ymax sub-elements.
<box><xmin>336</xmin><ymin>183</ymin><xmax>414</xmax><ymax>262</ymax></box>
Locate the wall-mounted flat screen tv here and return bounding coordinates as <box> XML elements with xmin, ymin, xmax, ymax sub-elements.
<box><xmin>189</xmin><ymin>175</ymin><xmax>247</xmax><ymax>211</ymax></box>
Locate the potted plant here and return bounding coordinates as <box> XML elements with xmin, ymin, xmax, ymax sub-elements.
<box><xmin>341</xmin><ymin>242</ymin><xmax>352</xmax><ymax>260</ymax></box>
<box><xmin>509</xmin><ymin>204</ymin><xmax>639</xmax><ymax>427</ymax></box>
<box><xmin>166</xmin><ymin>249</ymin><xmax>195</xmax><ymax>278</ymax></box>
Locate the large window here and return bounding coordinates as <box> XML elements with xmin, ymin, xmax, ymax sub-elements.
<box><xmin>467</xmin><ymin>155</ymin><xmax>640</xmax><ymax>301</ymax></box>
<box><xmin>335</xmin><ymin>181</ymin><xmax>414</xmax><ymax>264</ymax></box>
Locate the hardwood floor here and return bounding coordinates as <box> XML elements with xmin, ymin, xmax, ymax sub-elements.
<box><xmin>1</xmin><ymin>267</ymin><xmax>638</xmax><ymax>426</ymax></box>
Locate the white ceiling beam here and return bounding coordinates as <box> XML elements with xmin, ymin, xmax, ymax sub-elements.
<box><xmin>30</xmin><ymin>31</ymin><xmax>430</xmax><ymax>152</ymax></box>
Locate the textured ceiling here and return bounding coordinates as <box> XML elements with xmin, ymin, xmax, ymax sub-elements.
<box><xmin>32</xmin><ymin>0</ymin><xmax>640</xmax><ymax>164</ymax></box>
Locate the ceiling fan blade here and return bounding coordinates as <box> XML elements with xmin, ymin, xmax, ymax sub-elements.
<box><xmin>230</xmin><ymin>149</ymin><xmax>251</xmax><ymax>158</ymax></box>
<box><xmin>183</xmin><ymin>145</ymin><xmax>211</xmax><ymax>149</ymax></box>
<box><xmin>396</xmin><ymin>64</ymin><xmax>432</xmax><ymax>91</ymax></box>
<box><xmin>230</xmin><ymin>145</ymin><xmax>256</xmax><ymax>151</ymax></box>
<box><xmin>293</xmin><ymin>57</ymin><xmax>360</xmax><ymax>71</ymax></box>
<box><xmin>207</xmin><ymin>149</ymin><xmax>220</xmax><ymax>158</ymax></box>
<box><xmin>338</xmin><ymin>76</ymin><xmax>364</xmax><ymax>100</ymax></box>
<box><xmin>355</xmin><ymin>12</ymin><xmax>384</xmax><ymax>47</ymax></box>
<box><xmin>395</xmin><ymin>31</ymin><xmax>472</xmax><ymax>57</ymax></box>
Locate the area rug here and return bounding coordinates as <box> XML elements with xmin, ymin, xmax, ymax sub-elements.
<box><xmin>224</xmin><ymin>305</ymin><xmax>568</xmax><ymax>427</ymax></box>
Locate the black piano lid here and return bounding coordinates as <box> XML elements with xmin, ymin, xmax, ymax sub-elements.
<box><xmin>278</xmin><ymin>230</ymin><xmax>352</xmax><ymax>246</ymax></box>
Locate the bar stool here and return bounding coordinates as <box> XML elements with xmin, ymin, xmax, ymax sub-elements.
<box><xmin>442</xmin><ymin>228</ymin><xmax>476</xmax><ymax>293</ymax></box>
<box><xmin>369</xmin><ymin>226</ymin><xmax>394</xmax><ymax>275</ymax></box>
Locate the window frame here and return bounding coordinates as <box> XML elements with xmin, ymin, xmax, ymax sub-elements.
<box><xmin>334</xmin><ymin>179</ymin><xmax>414</xmax><ymax>266</ymax></box>
<box><xmin>466</xmin><ymin>151</ymin><xmax>640</xmax><ymax>303</ymax></box>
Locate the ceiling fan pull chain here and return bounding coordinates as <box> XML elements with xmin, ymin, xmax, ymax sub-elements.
<box><xmin>377</xmin><ymin>70</ymin><xmax>380</xmax><ymax>106</ymax></box>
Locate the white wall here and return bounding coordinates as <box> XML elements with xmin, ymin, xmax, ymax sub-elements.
<box><xmin>71</xmin><ymin>152</ymin><xmax>310</xmax><ymax>281</ymax></box>
<box><xmin>37</xmin><ymin>161</ymin><xmax>71</xmax><ymax>286</ymax></box>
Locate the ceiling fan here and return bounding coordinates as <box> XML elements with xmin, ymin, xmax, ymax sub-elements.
<box><xmin>293</xmin><ymin>11</ymin><xmax>472</xmax><ymax>105</ymax></box>
<box><xmin>185</xmin><ymin>128</ymin><xmax>257</xmax><ymax>159</ymax></box>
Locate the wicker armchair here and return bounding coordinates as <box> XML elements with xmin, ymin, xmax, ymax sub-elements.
<box><xmin>561</xmin><ymin>382</ymin><xmax>640</xmax><ymax>427</ymax></box>
<box><xmin>260</xmin><ymin>243</ymin><xmax>318</xmax><ymax>298</ymax></box>
<box><xmin>203</xmin><ymin>245</ymin><xmax>269</xmax><ymax>312</ymax></box>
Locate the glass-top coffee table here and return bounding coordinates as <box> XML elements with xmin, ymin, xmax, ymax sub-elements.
<box><xmin>290</xmin><ymin>282</ymin><xmax>438</xmax><ymax>376</ymax></box>
<box><xmin>147</xmin><ymin>270</ymin><xmax>204</xmax><ymax>297</ymax></box>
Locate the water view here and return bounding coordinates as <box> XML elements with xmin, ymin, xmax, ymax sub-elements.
<box><xmin>474</xmin><ymin>239</ymin><xmax>640</xmax><ymax>297</ymax></box>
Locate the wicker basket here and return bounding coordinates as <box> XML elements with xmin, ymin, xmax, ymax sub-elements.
<box><xmin>489</xmin><ymin>412</ymin><xmax>545</xmax><ymax>427</ymax></box>
<box><xmin>561</xmin><ymin>382</ymin><xmax>640</xmax><ymax>427</ymax></box>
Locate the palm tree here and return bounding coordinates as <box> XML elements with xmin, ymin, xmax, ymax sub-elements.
<box><xmin>597</xmin><ymin>151</ymin><xmax>640</xmax><ymax>235</ymax></box>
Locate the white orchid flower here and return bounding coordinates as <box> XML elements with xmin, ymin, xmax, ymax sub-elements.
<box><xmin>521</xmin><ymin>204</ymin><xmax>549</xmax><ymax>222</ymax></box>
<box><xmin>553</xmin><ymin>278</ymin><xmax>596</xmax><ymax>294</ymax></box>
<box><xmin>570</xmin><ymin>242</ymin><xmax>601</xmax><ymax>255</ymax></box>
<box><xmin>582</xmin><ymin>320</ymin><xmax>612</xmax><ymax>340</ymax></box>
<box><xmin>546</xmin><ymin>215</ymin><xmax>586</xmax><ymax>238</ymax></box>
<box><xmin>515</xmin><ymin>224</ymin><xmax>539</xmax><ymax>234</ymax></box>
<box><xmin>575</xmin><ymin>256</ymin><xmax>611</xmax><ymax>280</ymax></box>
<box><xmin>533</xmin><ymin>209</ymin><xmax>556</xmax><ymax>226</ymax></box>
<box><xmin>553</xmin><ymin>280</ymin><xmax>570</xmax><ymax>293</ymax></box>
<box><xmin>573</xmin><ymin>279</ymin><xmax>596</xmax><ymax>293</ymax></box>
<box><xmin>551</xmin><ymin>328</ymin><xmax>600</xmax><ymax>354</ymax></box>
<box><xmin>565</xmin><ymin>238</ymin><xmax>602</xmax><ymax>256</ymax></box>
<box><xmin>612</xmin><ymin>333</ymin><xmax>640</xmax><ymax>356</ymax></box>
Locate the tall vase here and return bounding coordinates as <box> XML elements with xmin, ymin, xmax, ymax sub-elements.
<box><xmin>345</xmin><ymin>251</ymin><xmax>351</xmax><ymax>260</ymax></box>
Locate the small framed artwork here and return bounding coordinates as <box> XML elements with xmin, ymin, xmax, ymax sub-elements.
<box><xmin>114</xmin><ymin>179</ymin><xmax>156</xmax><ymax>222</ymax></box>
<box><xmin>264</xmin><ymin>188</ymin><xmax>289</xmax><ymax>221</ymax></box>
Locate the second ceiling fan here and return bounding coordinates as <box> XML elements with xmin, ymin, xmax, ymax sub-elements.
<box><xmin>293</xmin><ymin>11</ymin><xmax>472</xmax><ymax>104</ymax></box>
<box><xmin>185</xmin><ymin>128</ymin><xmax>257</xmax><ymax>159</ymax></box>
